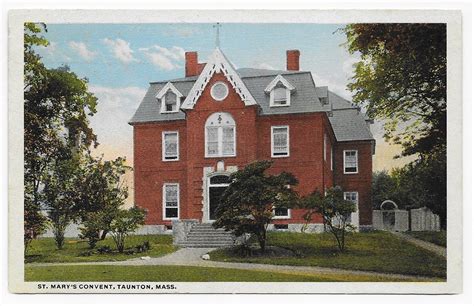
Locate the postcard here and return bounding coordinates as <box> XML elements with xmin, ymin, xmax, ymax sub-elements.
<box><xmin>8</xmin><ymin>9</ymin><xmax>463</xmax><ymax>294</ymax></box>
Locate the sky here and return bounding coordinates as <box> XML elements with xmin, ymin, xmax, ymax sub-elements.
<box><xmin>35</xmin><ymin>23</ymin><xmax>414</xmax><ymax>181</ymax></box>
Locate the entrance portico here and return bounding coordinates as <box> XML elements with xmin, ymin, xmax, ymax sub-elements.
<box><xmin>202</xmin><ymin>161</ymin><xmax>237</xmax><ymax>223</ymax></box>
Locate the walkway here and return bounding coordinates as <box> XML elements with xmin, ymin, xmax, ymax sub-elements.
<box><xmin>27</xmin><ymin>248</ymin><xmax>440</xmax><ymax>281</ymax></box>
<box><xmin>391</xmin><ymin>232</ymin><xmax>447</xmax><ymax>258</ymax></box>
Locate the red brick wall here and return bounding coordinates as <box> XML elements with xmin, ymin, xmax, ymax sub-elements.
<box><xmin>333</xmin><ymin>140</ymin><xmax>373</xmax><ymax>226</ymax></box>
<box><xmin>133</xmin><ymin>74</ymin><xmax>373</xmax><ymax>227</ymax></box>
<box><xmin>134</xmin><ymin>121</ymin><xmax>188</xmax><ymax>225</ymax></box>
<box><xmin>184</xmin><ymin>73</ymin><xmax>260</xmax><ymax>221</ymax></box>
<box><xmin>256</xmin><ymin>112</ymin><xmax>328</xmax><ymax>224</ymax></box>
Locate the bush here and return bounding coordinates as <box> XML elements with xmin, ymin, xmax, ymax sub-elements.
<box><xmin>97</xmin><ymin>246</ymin><xmax>112</xmax><ymax>254</ymax></box>
<box><xmin>109</xmin><ymin>207</ymin><xmax>147</xmax><ymax>253</ymax></box>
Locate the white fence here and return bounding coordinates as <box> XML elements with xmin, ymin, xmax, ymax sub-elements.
<box><xmin>373</xmin><ymin>206</ymin><xmax>440</xmax><ymax>232</ymax></box>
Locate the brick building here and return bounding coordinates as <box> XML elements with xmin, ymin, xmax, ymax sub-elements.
<box><xmin>129</xmin><ymin>47</ymin><xmax>375</xmax><ymax>234</ymax></box>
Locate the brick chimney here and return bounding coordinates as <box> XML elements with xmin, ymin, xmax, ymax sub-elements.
<box><xmin>185</xmin><ymin>51</ymin><xmax>199</xmax><ymax>77</ymax></box>
<box><xmin>286</xmin><ymin>50</ymin><xmax>300</xmax><ymax>71</ymax></box>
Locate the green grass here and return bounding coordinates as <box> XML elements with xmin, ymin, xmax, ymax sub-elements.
<box><xmin>25</xmin><ymin>265</ymin><xmax>425</xmax><ymax>282</ymax></box>
<box><xmin>209</xmin><ymin>231</ymin><xmax>446</xmax><ymax>278</ymax></box>
<box><xmin>406</xmin><ymin>231</ymin><xmax>447</xmax><ymax>247</ymax></box>
<box><xmin>25</xmin><ymin>235</ymin><xmax>177</xmax><ymax>263</ymax></box>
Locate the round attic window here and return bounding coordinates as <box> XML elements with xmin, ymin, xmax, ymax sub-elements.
<box><xmin>211</xmin><ymin>82</ymin><xmax>229</xmax><ymax>101</ymax></box>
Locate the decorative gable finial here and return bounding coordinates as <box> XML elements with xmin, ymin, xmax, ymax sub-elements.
<box><xmin>213</xmin><ymin>23</ymin><xmax>222</xmax><ymax>48</ymax></box>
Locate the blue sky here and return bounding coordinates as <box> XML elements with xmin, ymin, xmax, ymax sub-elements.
<box><xmin>35</xmin><ymin>23</ymin><xmax>410</xmax><ymax>174</ymax></box>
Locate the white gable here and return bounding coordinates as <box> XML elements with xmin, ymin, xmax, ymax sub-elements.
<box><xmin>264</xmin><ymin>74</ymin><xmax>295</xmax><ymax>93</ymax></box>
<box><xmin>156</xmin><ymin>82</ymin><xmax>183</xmax><ymax>99</ymax></box>
<box><xmin>181</xmin><ymin>48</ymin><xmax>257</xmax><ymax>109</ymax></box>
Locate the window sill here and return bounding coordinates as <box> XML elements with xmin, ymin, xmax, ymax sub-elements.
<box><xmin>160</xmin><ymin>110</ymin><xmax>180</xmax><ymax>114</ymax></box>
<box><xmin>162</xmin><ymin>158</ymin><xmax>180</xmax><ymax>162</ymax></box>
<box><xmin>343</xmin><ymin>171</ymin><xmax>359</xmax><ymax>175</ymax></box>
<box><xmin>271</xmin><ymin>154</ymin><xmax>290</xmax><ymax>158</ymax></box>
<box><xmin>269</xmin><ymin>104</ymin><xmax>290</xmax><ymax>108</ymax></box>
<box><xmin>205</xmin><ymin>155</ymin><xmax>237</xmax><ymax>159</ymax></box>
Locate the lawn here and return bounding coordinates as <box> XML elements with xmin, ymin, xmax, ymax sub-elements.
<box><xmin>406</xmin><ymin>231</ymin><xmax>446</xmax><ymax>247</ymax></box>
<box><xmin>25</xmin><ymin>265</ymin><xmax>424</xmax><ymax>282</ymax></box>
<box><xmin>209</xmin><ymin>231</ymin><xmax>446</xmax><ymax>278</ymax></box>
<box><xmin>25</xmin><ymin>235</ymin><xmax>177</xmax><ymax>263</ymax></box>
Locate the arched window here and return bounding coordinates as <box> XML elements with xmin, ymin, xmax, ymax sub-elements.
<box><xmin>205</xmin><ymin>112</ymin><xmax>236</xmax><ymax>157</ymax></box>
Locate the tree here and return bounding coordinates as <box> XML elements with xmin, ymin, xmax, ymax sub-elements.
<box><xmin>299</xmin><ymin>187</ymin><xmax>356</xmax><ymax>252</ymax></box>
<box><xmin>344</xmin><ymin>23</ymin><xmax>447</xmax><ymax>229</ymax></box>
<box><xmin>109</xmin><ymin>207</ymin><xmax>147</xmax><ymax>253</ymax></box>
<box><xmin>371</xmin><ymin>171</ymin><xmax>399</xmax><ymax>209</ymax></box>
<box><xmin>213</xmin><ymin>160</ymin><xmax>298</xmax><ymax>252</ymax></box>
<box><xmin>343</xmin><ymin>23</ymin><xmax>446</xmax><ymax>157</ymax></box>
<box><xmin>77</xmin><ymin>155</ymin><xmax>131</xmax><ymax>247</ymax></box>
<box><xmin>24</xmin><ymin>23</ymin><xmax>98</xmax><ymax>252</ymax></box>
<box><xmin>43</xmin><ymin>157</ymin><xmax>81</xmax><ymax>249</ymax></box>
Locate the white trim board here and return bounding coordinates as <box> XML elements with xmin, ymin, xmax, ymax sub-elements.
<box><xmin>181</xmin><ymin>47</ymin><xmax>257</xmax><ymax>109</ymax></box>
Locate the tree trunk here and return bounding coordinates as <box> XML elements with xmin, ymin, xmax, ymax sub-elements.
<box><xmin>258</xmin><ymin>227</ymin><xmax>266</xmax><ymax>252</ymax></box>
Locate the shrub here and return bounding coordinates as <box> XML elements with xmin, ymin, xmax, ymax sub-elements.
<box><xmin>109</xmin><ymin>207</ymin><xmax>147</xmax><ymax>253</ymax></box>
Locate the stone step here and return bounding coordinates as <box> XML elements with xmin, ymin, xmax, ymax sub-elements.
<box><xmin>180</xmin><ymin>243</ymin><xmax>234</xmax><ymax>248</ymax></box>
<box><xmin>188</xmin><ymin>232</ymin><xmax>232</xmax><ymax>235</ymax></box>
<box><xmin>186</xmin><ymin>238</ymin><xmax>234</xmax><ymax>243</ymax></box>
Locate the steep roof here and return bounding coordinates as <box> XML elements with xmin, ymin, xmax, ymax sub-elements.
<box><xmin>327</xmin><ymin>91</ymin><xmax>374</xmax><ymax>142</ymax></box>
<box><xmin>129</xmin><ymin>60</ymin><xmax>374</xmax><ymax>142</ymax></box>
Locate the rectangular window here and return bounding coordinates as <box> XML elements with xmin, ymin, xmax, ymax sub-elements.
<box><xmin>163</xmin><ymin>183</ymin><xmax>179</xmax><ymax>220</ymax></box>
<box><xmin>162</xmin><ymin>91</ymin><xmax>178</xmax><ymax>113</ymax></box>
<box><xmin>273</xmin><ymin>207</ymin><xmax>290</xmax><ymax>219</ymax></box>
<box><xmin>206</xmin><ymin>127</ymin><xmax>219</xmax><ymax>156</ymax></box>
<box><xmin>343</xmin><ymin>150</ymin><xmax>358</xmax><ymax>173</ymax></box>
<box><xmin>162</xmin><ymin>131</ymin><xmax>179</xmax><ymax>161</ymax></box>
<box><xmin>344</xmin><ymin>192</ymin><xmax>358</xmax><ymax>223</ymax></box>
<box><xmin>272</xmin><ymin>87</ymin><xmax>288</xmax><ymax>106</ymax></box>
<box><xmin>271</xmin><ymin>126</ymin><xmax>289</xmax><ymax>157</ymax></box>
<box><xmin>222</xmin><ymin>126</ymin><xmax>235</xmax><ymax>155</ymax></box>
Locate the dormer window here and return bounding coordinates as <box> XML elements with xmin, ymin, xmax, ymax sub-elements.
<box><xmin>265</xmin><ymin>75</ymin><xmax>295</xmax><ymax>107</ymax></box>
<box><xmin>164</xmin><ymin>91</ymin><xmax>178</xmax><ymax>112</ymax></box>
<box><xmin>156</xmin><ymin>82</ymin><xmax>183</xmax><ymax>114</ymax></box>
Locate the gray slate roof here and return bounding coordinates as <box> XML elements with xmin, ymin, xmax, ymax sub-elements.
<box><xmin>327</xmin><ymin>91</ymin><xmax>374</xmax><ymax>142</ymax></box>
<box><xmin>129</xmin><ymin>68</ymin><xmax>373</xmax><ymax>142</ymax></box>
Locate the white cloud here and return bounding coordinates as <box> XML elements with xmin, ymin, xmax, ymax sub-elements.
<box><xmin>36</xmin><ymin>41</ymin><xmax>72</xmax><ymax>61</ymax></box>
<box><xmin>139</xmin><ymin>45</ymin><xmax>185</xmax><ymax>71</ymax></box>
<box><xmin>68</xmin><ymin>41</ymin><xmax>96</xmax><ymax>61</ymax></box>
<box><xmin>256</xmin><ymin>63</ymin><xmax>276</xmax><ymax>70</ymax></box>
<box><xmin>342</xmin><ymin>54</ymin><xmax>360</xmax><ymax>77</ymax></box>
<box><xmin>88</xmin><ymin>84</ymin><xmax>146</xmax><ymax>164</ymax></box>
<box><xmin>311</xmin><ymin>73</ymin><xmax>352</xmax><ymax>101</ymax></box>
<box><xmin>102</xmin><ymin>38</ymin><xmax>138</xmax><ymax>63</ymax></box>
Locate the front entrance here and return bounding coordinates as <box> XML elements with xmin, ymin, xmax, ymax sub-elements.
<box><xmin>207</xmin><ymin>175</ymin><xmax>231</xmax><ymax>221</ymax></box>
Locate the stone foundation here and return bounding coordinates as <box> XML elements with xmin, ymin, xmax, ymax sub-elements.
<box><xmin>172</xmin><ymin>219</ymin><xmax>199</xmax><ymax>245</ymax></box>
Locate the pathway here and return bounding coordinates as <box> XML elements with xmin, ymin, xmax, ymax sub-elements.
<box><xmin>391</xmin><ymin>232</ymin><xmax>447</xmax><ymax>258</ymax></box>
<box><xmin>27</xmin><ymin>248</ymin><xmax>440</xmax><ymax>281</ymax></box>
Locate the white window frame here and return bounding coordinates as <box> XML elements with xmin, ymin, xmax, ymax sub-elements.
<box><xmin>163</xmin><ymin>183</ymin><xmax>180</xmax><ymax>220</ymax></box>
<box><xmin>273</xmin><ymin>207</ymin><xmax>291</xmax><ymax>219</ymax></box>
<box><xmin>204</xmin><ymin>113</ymin><xmax>237</xmax><ymax>158</ymax></box>
<box><xmin>265</xmin><ymin>75</ymin><xmax>295</xmax><ymax>108</ymax></box>
<box><xmin>210</xmin><ymin>81</ymin><xmax>229</xmax><ymax>101</ymax></box>
<box><xmin>269</xmin><ymin>87</ymin><xmax>291</xmax><ymax>107</ymax></box>
<box><xmin>324</xmin><ymin>133</ymin><xmax>327</xmax><ymax>161</ymax></box>
<box><xmin>344</xmin><ymin>191</ymin><xmax>359</xmax><ymax>227</ymax></box>
<box><xmin>330</xmin><ymin>147</ymin><xmax>334</xmax><ymax>171</ymax></box>
<box><xmin>156</xmin><ymin>82</ymin><xmax>183</xmax><ymax>114</ymax></box>
<box><xmin>343</xmin><ymin>150</ymin><xmax>358</xmax><ymax>174</ymax></box>
<box><xmin>162</xmin><ymin>131</ymin><xmax>179</xmax><ymax>161</ymax></box>
<box><xmin>271</xmin><ymin>125</ymin><xmax>290</xmax><ymax>158</ymax></box>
